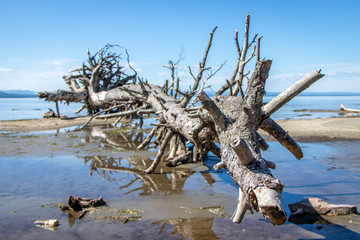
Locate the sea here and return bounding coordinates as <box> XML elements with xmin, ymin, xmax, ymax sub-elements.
<box><xmin>0</xmin><ymin>93</ymin><xmax>359</xmax><ymax>121</ymax></box>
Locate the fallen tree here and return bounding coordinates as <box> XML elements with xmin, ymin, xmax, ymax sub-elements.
<box><xmin>38</xmin><ymin>14</ymin><xmax>324</xmax><ymax>225</ymax></box>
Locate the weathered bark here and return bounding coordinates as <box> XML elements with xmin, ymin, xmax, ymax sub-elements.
<box><xmin>260</xmin><ymin>118</ymin><xmax>303</xmax><ymax>160</ymax></box>
<box><xmin>38</xmin><ymin>89</ymin><xmax>87</xmax><ymax>103</ymax></box>
<box><xmin>199</xmin><ymin>60</ymin><xmax>287</xmax><ymax>225</ymax></box>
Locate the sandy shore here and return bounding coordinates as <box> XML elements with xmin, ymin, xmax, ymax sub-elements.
<box><xmin>267</xmin><ymin>117</ymin><xmax>360</xmax><ymax>142</ymax></box>
<box><xmin>0</xmin><ymin>116</ymin><xmax>359</xmax><ymax>141</ymax></box>
<box><xmin>0</xmin><ymin>116</ymin><xmax>117</xmax><ymax>132</ymax></box>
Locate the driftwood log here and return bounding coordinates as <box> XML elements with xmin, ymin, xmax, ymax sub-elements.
<box><xmin>340</xmin><ymin>104</ymin><xmax>360</xmax><ymax>113</ymax></box>
<box><xmin>38</xmin><ymin>15</ymin><xmax>325</xmax><ymax>225</ymax></box>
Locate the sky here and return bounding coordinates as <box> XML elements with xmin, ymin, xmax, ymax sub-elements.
<box><xmin>0</xmin><ymin>0</ymin><xmax>360</xmax><ymax>93</ymax></box>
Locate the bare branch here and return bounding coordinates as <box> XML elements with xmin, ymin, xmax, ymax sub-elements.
<box><xmin>230</xmin><ymin>137</ymin><xmax>254</xmax><ymax>166</ymax></box>
<box><xmin>256</xmin><ymin>36</ymin><xmax>263</xmax><ymax>63</ymax></box>
<box><xmin>187</xmin><ymin>61</ymin><xmax>225</xmax><ymax>109</ymax></box>
<box><xmin>197</xmin><ymin>91</ymin><xmax>228</xmax><ymax>130</ymax></box>
<box><xmin>262</xmin><ymin>69</ymin><xmax>325</xmax><ymax>119</ymax></box>
<box><xmin>138</xmin><ymin>126</ymin><xmax>158</xmax><ymax>150</ymax></box>
<box><xmin>96</xmin><ymin>105</ymin><xmax>147</xmax><ymax>119</ymax></box>
<box><xmin>235</xmin><ymin>30</ymin><xmax>241</xmax><ymax>59</ymax></box>
<box><xmin>181</xmin><ymin>26</ymin><xmax>218</xmax><ymax>106</ymax></box>
<box><xmin>226</xmin><ymin>79</ymin><xmax>233</xmax><ymax>96</ymax></box>
<box><xmin>260</xmin><ymin>118</ymin><xmax>303</xmax><ymax>160</ymax></box>
<box><xmin>233</xmin><ymin>14</ymin><xmax>252</xmax><ymax>97</ymax></box>
<box><xmin>81</xmin><ymin>103</ymin><xmax>126</xmax><ymax>128</ymax></box>
<box><xmin>231</xmin><ymin>188</ymin><xmax>253</xmax><ymax>223</ymax></box>
<box><xmin>215</xmin><ymin>61</ymin><xmax>239</xmax><ymax>96</ymax></box>
<box><xmin>144</xmin><ymin>130</ymin><xmax>174</xmax><ymax>173</ymax></box>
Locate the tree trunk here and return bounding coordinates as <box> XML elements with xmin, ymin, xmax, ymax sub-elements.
<box><xmin>37</xmin><ymin>15</ymin><xmax>325</xmax><ymax>225</ymax></box>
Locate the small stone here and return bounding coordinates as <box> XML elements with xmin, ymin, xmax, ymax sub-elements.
<box><xmin>316</xmin><ymin>224</ymin><xmax>324</xmax><ymax>230</ymax></box>
<box><xmin>289</xmin><ymin>198</ymin><xmax>357</xmax><ymax>216</ymax></box>
<box><xmin>34</xmin><ymin>219</ymin><xmax>59</xmax><ymax>227</ymax></box>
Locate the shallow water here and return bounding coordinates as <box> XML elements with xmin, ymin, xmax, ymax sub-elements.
<box><xmin>0</xmin><ymin>98</ymin><xmax>86</xmax><ymax>121</ymax></box>
<box><xmin>0</xmin><ymin>127</ymin><xmax>359</xmax><ymax>239</ymax></box>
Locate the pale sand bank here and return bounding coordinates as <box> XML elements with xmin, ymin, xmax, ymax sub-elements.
<box><xmin>0</xmin><ymin>116</ymin><xmax>359</xmax><ymax>141</ymax></box>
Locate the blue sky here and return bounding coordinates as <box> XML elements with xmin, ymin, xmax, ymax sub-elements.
<box><xmin>0</xmin><ymin>0</ymin><xmax>359</xmax><ymax>92</ymax></box>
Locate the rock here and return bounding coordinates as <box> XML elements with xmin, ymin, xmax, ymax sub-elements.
<box><xmin>61</xmin><ymin>195</ymin><xmax>106</xmax><ymax>212</ymax></box>
<box><xmin>43</xmin><ymin>108</ymin><xmax>57</xmax><ymax>118</ymax></box>
<box><xmin>34</xmin><ymin>219</ymin><xmax>59</xmax><ymax>227</ymax></box>
<box><xmin>288</xmin><ymin>198</ymin><xmax>357</xmax><ymax>216</ymax></box>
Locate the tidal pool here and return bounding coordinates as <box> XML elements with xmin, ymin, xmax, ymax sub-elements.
<box><xmin>0</xmin><ymin>126</ymin><xmax>359</xmax><ymax>239</ymax></box>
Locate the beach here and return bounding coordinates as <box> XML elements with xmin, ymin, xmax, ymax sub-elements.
<box><xmin>0</xmin><ymin>116</ymin><xmax>360</xmax><ymax>239</ymax></box>
<box><xmin>1</xmin><ymin>116</ymin><xmax>359</xmax><ymax>141</ymax></box>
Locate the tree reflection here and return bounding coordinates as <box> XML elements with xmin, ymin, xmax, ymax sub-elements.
<box><xmin>81</xmin><ymin>125</ymin><xmax>153</xmax><ymax>151</ymax></box>
<box><xmin>80</xmin><ymin>155</ymin><xmax>198</xmax><ymax>195</ymax></box>
<box><xmin>76</xmin><ymin>125</ymin><xmax>222</xmax><ymax>238</ymax></box>
<box><xmin>152</xmin><ymin>217</ymin><xmax>220</xmax><ymax>240</ymax></box>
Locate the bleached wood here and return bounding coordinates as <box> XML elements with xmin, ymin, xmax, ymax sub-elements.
<box><xmin>230</xmin><ymin>137</ymin><xmax>254</xmax><ymax>165</ymax></box>
<box><xmin>231</xmin><ymin>188</ymin><xmax>253</xmax><ymax>223</ymax></box>
<box><xmin>340</xmin><ymin>104</ymin><xmax>360</xmax><ymax>113</ymax></box>
<box><xmin>262</xmin><ymin>69</ymin><xmax>324</xmax><ymax>118</ymax></box>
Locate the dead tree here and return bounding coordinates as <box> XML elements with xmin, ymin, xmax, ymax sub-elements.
<box><xmin>38</xmin><ymin>44</ymin><xmax>138</xmax><ymax>114</ymax></box>
<box><xmin>38</xmin><ymin>14</ymin><xmax>324</xmax><ymax>225</ymax></box>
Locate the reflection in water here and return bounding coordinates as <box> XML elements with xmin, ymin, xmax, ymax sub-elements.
<box><xmin>70</xmin><ymin>126</ymin><xmax>360</xmax><ymax>239</ymax></box>
<box><xmin>82</xmin><ymin>125</ymin><xmax>152</xmax><ymax>151</ymax></box>
<box><xmin>152</xmin><ymin>217</ymin><xmax>220</xmax><ymax>240</ymax></box>
<box><xmin>81</xmin><ymin>155</ymin><xmax>197</xmax><ymax>195</ymax></box>
<box><xmin>78</xmin><ymin>125</ymin><xmax>217</xmax><ymax>195</ymax></box>
<box><xmin>76</xmin><ymin>126</ymin><xmax>223</xmax><ymax>238</ymax></box>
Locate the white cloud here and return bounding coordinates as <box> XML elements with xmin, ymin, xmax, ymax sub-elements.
<box><xmin>0</xmin><ymin>69</ymin><xmax>68</xmax><ymax>91</ymax></box>
<box><xmin>178</xmin><ymin>71</ymin><xmax>187</xmax><ymax>77</ymax></box>
<box><xmin>0</xmin><ymin>67</ymin><xmax>14</xmax><ymax>72</ymax></box>
<box><xmin>326</xmin><ymin>71</ymin><xmax>360</xmax><ymax>78</ymax></box>
<box><xmin>269</xmin><ymin>72</ymin><xmax>305</xmax><ymax>83</ymax></box>
<box><xmin>265</xmin><ymin>62</ymin><xmax>360</xmax><ymax>92</ymax></box>
<box><xmin>157</xmin><ymin>71</ymin><xmax>168</xmax><ymax>77</ymax></box>
<box><xmin>128</xmin><ymin>62</ymin><xmax>142</xmax><ymax>72</ymax></box>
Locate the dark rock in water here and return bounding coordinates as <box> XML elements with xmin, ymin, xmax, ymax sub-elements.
<box><xmin>316</xmin><ymin>224</ymin><xmax>324</xmax><ymax>230</ymax></box>
<box><xmin>61</xmin><ymin>195</ymin><xmax>106</xmax><ymax>212</ymax></box>
<box><xmin>43</xmin><ymin>108</ymin><xmax>57</xmax><ymax>118</ymax></box>
<box><xmin>288</xmin><ymin>197</ymin><xmax>357</xmax><ymax>216</ymax></box>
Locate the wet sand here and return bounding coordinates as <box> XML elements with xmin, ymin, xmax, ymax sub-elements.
<box><xmin>0</xmin><ymin>117</ymin><xmax>360</xmax><ymax>239</ymax></box>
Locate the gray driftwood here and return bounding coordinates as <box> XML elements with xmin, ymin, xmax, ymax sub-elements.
<box><xmin>38</xmin><ymin>15</ymin><xmax>325</xmax><ymax>225</ymax></box>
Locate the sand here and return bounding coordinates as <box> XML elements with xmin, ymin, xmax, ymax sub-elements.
<box><xmin>273</xmin><ymin>117</ymin><xmax>360</xmax><ymax>141</ymax></box>
<box><xmin>0</xmin><ymin>116</ymin><xmax>117</xmax><ymax>132</ymax></box>
<box><xmin>1</xmin><ymin>116</ymin><xmax>359</xmax><ymax>141</ymax></box>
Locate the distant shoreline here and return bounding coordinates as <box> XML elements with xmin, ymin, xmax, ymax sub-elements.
<box><xmin>1</xmin><ymin>90</ymin><xmax>360</xmax><ymax>99</ymax></box>
<box><xmin>0</xmin><ymin>90</ymin><xmax>37</xmax><ymax>98</ymax></box>
<box><xmin>0</xmin><ymin>95</ymin><xmax>37</xmax><ymax>98</ymax></box>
